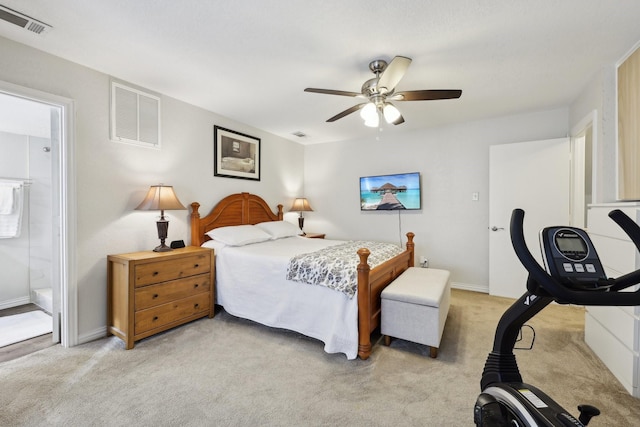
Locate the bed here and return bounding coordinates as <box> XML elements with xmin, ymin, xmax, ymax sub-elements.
<box><xmin>221</xmin><ymin>156</ymin><xmax>255</xmax><ymax>173</ymax></box>
<box><xmin>190</xmin><ymin>192</ymin><xmax>414</xmax><ymax>359</ymax></box>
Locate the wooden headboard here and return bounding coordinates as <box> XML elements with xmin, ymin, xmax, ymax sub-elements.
<box><xmin>190</xmin><ymin>192</ymin><xmax>284</xmax><ymax>246</ymax></box>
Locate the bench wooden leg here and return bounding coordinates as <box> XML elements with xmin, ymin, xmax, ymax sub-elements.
<box><xmin>430</xmin><ymin>346</ymin><xmax>438</xmax><ymax>358</ymax></box>
<box><xmin>384</xmin><ymin>335</ymin><xmax>391</xmax><ymax>346</ymax></box>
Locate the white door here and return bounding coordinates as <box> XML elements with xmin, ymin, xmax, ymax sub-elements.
<box><xmin>489</xmin><ymin>138</ymin><xmax>570</xmax><ymax>299</ymax></box>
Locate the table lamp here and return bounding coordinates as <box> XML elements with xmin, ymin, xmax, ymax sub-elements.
<box><xmin>290</xmin><ymin>197</ymin><xmax>313</xmax><ymax>235</ymax></box>
<box><xmin>135</xmin><ymin>184</ymin><xmax>186</xmax><ymax>252</ymax></box>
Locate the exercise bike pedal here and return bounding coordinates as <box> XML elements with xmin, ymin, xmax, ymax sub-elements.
<box><xmin>577</xmin><ymin>404</ymin><xmax>600</xmax><ymax>425</ymax></box>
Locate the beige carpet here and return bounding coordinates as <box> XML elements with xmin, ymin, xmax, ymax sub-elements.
<box><xmin>1</xmin><ymin>289</ymin><xmax>638</xmax><ymax>426</ymax></box>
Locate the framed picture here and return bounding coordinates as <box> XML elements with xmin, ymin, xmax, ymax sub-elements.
<box><xmin>214</xmin><ymin>126</ymin><xmax>261</xmax><ymax>181</ymax></box>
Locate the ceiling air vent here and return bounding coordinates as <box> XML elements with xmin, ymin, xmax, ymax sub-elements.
<box><xmin>0</xmin><ymin>5</ymin><xmax>52</xmax><ymax>35</ymax></box>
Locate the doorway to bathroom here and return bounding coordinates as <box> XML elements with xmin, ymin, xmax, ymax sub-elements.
<box><xmin>0</xmin><ymin>82</ymin><xmax>74</xmax><ymax>360</ymax></box>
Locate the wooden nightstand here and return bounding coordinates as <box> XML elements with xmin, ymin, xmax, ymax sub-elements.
<box><xmin>303</xmin><ymin>233</ymin><xmax>325</xmax><ymax>239</ymax></box>
<box><xmin>107</xmin><ymin>246</ymin><xmax>215</xmax><ymax>349</ymax></box>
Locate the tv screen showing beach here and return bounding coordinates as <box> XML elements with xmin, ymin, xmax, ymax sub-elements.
<box><xmin>360</xmin><ymin>172</ymin><xmax>421</xmax><ymax>211</ymax></box>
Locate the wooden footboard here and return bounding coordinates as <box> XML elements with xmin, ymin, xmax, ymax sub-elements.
<box><xmin>357</xmin><ymin>232</ymin><xmax>415</xmax><ymax>359</ymax></box>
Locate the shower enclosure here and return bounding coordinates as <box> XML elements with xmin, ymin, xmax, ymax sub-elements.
<box><xmin>0</xmin><ymin>95</ymin><xmax>56</xmax><ymax>344</ymax></box>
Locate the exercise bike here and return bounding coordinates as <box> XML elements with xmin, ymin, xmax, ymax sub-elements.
<box><xmin>474</xmin><ymin>208</ymin><xmax>640</xmax><ymax>426</ymax></box>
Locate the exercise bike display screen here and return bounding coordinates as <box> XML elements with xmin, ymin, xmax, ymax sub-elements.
<box><xmin>540</xmin><ymin>226</ymin><xmax>607</xmax><ymax>289</ymax></box>
<box><xmin>554</xmin><ymin>230</ymin><xmax>588</xmax><ymax>261</ymax></box>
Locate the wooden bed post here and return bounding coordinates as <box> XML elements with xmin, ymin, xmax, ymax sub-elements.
<box><xmin>357</xmin><ymin>232</ymin><xmax>415</xmax><ymax>360</ymax></box>
<box><xmin>357</xmin><ymin>248</ymin><xmax>372</xmax><ymax>360</ymax></box>
<box><xmin>190</xmin><ymin>202</ymin><xmax>201</xmax><ymax>246</ymax></box>
<box><xmin>406</xmin><ymin>232</ymin><xmax>415</xmax><ymax>267</ymax></box>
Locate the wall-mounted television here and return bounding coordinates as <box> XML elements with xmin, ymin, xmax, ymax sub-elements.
<box><xmin>360</xmin><ymin>172</ymin><xmax>421</xmax><ymax>211</ymax></box>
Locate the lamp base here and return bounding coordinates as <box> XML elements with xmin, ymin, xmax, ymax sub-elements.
<box><xmin>153</xmin><ymin>218</ymin><xmax>172</xmax><ymax>252</ymax></box>
<box><xmin>153</xmin><ymin>243</ymin><xmax>172</xmax><ymax>252</ymax></box>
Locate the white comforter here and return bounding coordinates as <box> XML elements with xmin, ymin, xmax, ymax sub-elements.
<box><xmin>203</xmin><ymin>236</ymin><xmax>360</xmax><ymax>359</ymax></box>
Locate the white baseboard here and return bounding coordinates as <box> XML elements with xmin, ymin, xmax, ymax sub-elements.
<box><xmin>78</xmin><ymin>326</ymin><xmax>107</xmax><ymax>345</ymax></box>
<box><xmin>0</xmin><ymin>296</ymin><xmax>31</xmax><ymax>310</ymax></box>
<box><xmin>452</xmin><ymin>282</ymin><xmax>488</xmax><ymax>294</ymax></box>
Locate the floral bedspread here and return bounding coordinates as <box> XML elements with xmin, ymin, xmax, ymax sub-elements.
<box><xmin>286</xmin><ymin>241</ymin><xmax>404</xmax><ymax>298</ymax></box>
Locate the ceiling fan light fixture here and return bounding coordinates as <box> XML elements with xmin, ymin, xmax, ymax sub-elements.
<box><xmin>364</xmin><ymin>117</ymin><xmax>379</xmax><ymax>127</ymax></box>
<box><xmin>360</xmin><ymin>102</ymin><xmax>378</xmax><ymax>122</ymax></box>
<box><xmin>383</xmin><ymin>103</ymin><xmax>401</xmax><ymax>124</ymax></box>
<box><xmin>304</xmin><ymin>56</ymin><xmax>462</xmax><ymax>126</ymax></box>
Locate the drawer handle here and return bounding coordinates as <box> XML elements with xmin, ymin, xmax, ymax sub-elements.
<box><xmin>152</xmin><ymin>271</ymin><xmax>159</xmax><ymax>276</ymax></box>
<box><xmin>193</xmin><ymin>283</ymin><xmax>199</xmax><ymax>289</ymax></box>
<box><xmin>153</xmin><ymin>316</ymin><xmax>159</xmax><ymax>321</ymax></box>
<box><xmin>194</xmin><ymin>263</ymin><xmax>199</xmax><ymax>268</ymax></box>
<box><xmin>152</xmin><ymin>294</ymin><xmax>159</xmax><ymax>299</ymax></box>
<box><xmin>194</xmin><ymin>303</ymin><xmax>199</xmax><ymax>309</ymax></box>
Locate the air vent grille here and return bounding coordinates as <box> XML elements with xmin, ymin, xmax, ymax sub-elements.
<box><xmin>0</xmin><ymin>5</ymin><xmax>52</xmax><ymax>35</ymax></box>
<box><xmin>26</xmin><ymin>21</ymin><xmax>47</xmax><ymax>34</ymax></box>
<box><xmin>110</xmin><ymin>81</ymin><xmax>162</xmax><ymax>149</ymax></box>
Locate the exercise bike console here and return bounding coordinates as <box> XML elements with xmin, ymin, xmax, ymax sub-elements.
<box><xmin>475</xmin><ymin>208</ymin><xmax>640</xmax><ymax>426</ymax></box>
<box><xmin>539</xmin><ymin>227</ymin><xmax>608</xmax><ymax>291</ymax></box>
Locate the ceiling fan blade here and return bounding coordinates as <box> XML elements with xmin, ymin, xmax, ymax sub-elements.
<box><xmin>392</xmin><ymin>89</ymin><xmax>462</xmax><ymax>101</ymax></box>
<box><xmin>377</xmin><ymin>56</ymin><xmax>412</xmax><ymax>93</ymax></box>
<box><xmin>326</xmin><ymin>103</ymin><xmax>367</xmax><ymax>122</ymax></box>
<box><xmin>304</xmin><ymin>88</ymin><xmax>361</xmax><ymax>97</ymax></box>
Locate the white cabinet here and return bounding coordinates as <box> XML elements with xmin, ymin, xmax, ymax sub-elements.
<box><xmin>586</xmin><ymin>203</ymin><xmax>640</xmax><ymax>397</ymax></box>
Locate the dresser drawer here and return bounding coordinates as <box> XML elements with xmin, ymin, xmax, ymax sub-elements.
<box><xmin>134</xmin><ymin>252</ymin><xmax>211</xmax><ymax>287</ymax></box>
<box><xmin>135</xmin><ymin>293</ymin><xmax>211</xmax><ymax>334</ymax></box>
<box><xmin>135</xmin><ymin>274</ymin><xmax>211</xmax><ymax>311</ymax></box>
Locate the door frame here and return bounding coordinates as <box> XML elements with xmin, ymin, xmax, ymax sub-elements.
<box><xmin>570</xmin><ymin>109</ymin><xmax>598</xmax><ymax>211</ymax></box>
<box><xmin>0</xmin><ymin>80</ymin><xmax>77</xmax><ymax>347</ymax></box>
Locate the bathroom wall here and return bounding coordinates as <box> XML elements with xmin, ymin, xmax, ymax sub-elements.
<box><xmin>0</xmin><ymin>130</ymin><xmax>53</xmax><ymax>310</ymax></box>
<box><xmin>0</xmin><ymin>130</ymin><xmax>30</xmax><ymax>308</ymax></box>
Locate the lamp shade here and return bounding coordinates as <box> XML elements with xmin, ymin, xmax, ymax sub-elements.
<box><xmin>290</xmin><ymin>198</ymin><xmax>313</xmax><ymax>212</ymax></box>
<box><xmin>135</xmin><ymin>185</ymin><xmax>186</xmax><ymax>212</ymax></box>
<box><xmin>360</xmin><ymin>102</ymin><xmax>377</xmax><ymax>121</ymax></box>
<box><xmin>360</xmin><ymin>102</ymin><xmax>381</xmax><ymax>127</ymax></box>
<box><xmin>383</xmin><ymin>103</ymin><xmax>401</xmax><ymax>124</ymax></box>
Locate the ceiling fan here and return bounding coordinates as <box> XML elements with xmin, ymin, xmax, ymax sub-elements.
<box><xmin>304</xmin><ymin>56</ymin><xmax>462</xmax><ymax>127</ymax></box>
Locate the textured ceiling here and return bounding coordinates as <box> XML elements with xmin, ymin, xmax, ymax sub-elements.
<box><xmin>1</xmin><ymin>1</ymin><xmax>640</xmax><ymax>144</ymax></box>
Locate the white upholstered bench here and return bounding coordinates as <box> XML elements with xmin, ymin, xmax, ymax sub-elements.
<box><xmin>381</xmin><ymin>267</ymin><xmax>451</xmax><ymax>358</ymax></box>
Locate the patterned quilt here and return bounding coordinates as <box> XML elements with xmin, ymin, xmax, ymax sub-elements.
<box><xmin>286</xmin><ymin>241</ymin><xmax>404</xmax><ymax>298</ymax></box>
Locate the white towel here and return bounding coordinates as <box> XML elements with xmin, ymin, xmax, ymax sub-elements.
<box><xmin>0</xmin><ymin>182</ymin><xmax>23</xmax><ymax>238</ymax></box>
<box><xmin>0</xmin><ymin>182</ymin><xmax>18</xmax><ymax>214</ymax></box>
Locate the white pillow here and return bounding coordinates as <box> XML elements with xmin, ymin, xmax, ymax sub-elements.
<box><xmin>201</xmin><ymin>239</ymin><xmax>227</xmax><ymax>252</ymax></box>
<box><xmin>205</xmin><ymin>224</ymin><xmax>271</xmax><ymax>246</ymax></box>
<box><xmin>255</xmin><ymin>221</ymin><xmax>300</xmax><ymax>239</ymax></box>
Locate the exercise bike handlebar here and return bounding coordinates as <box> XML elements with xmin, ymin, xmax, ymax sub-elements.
<box><xmin>510</xmin><ymin>208</ymin><xmax>640</xmax><ymax>306</ymax></box>
<box><xmin>607</xmin><ymin>209</ymin><xmax>640</xmax><ymax>291</ymax></box>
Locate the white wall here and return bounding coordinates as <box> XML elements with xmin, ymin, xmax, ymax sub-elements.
<box><xmin>0</xmin><ymin>36</ymin><xmax>305</xmax><ymax>342</ymax></box>
<box><xmin>303</xmin><ymin>109</ymin><xmax>569</xmax><ymax>291</ymax></box>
